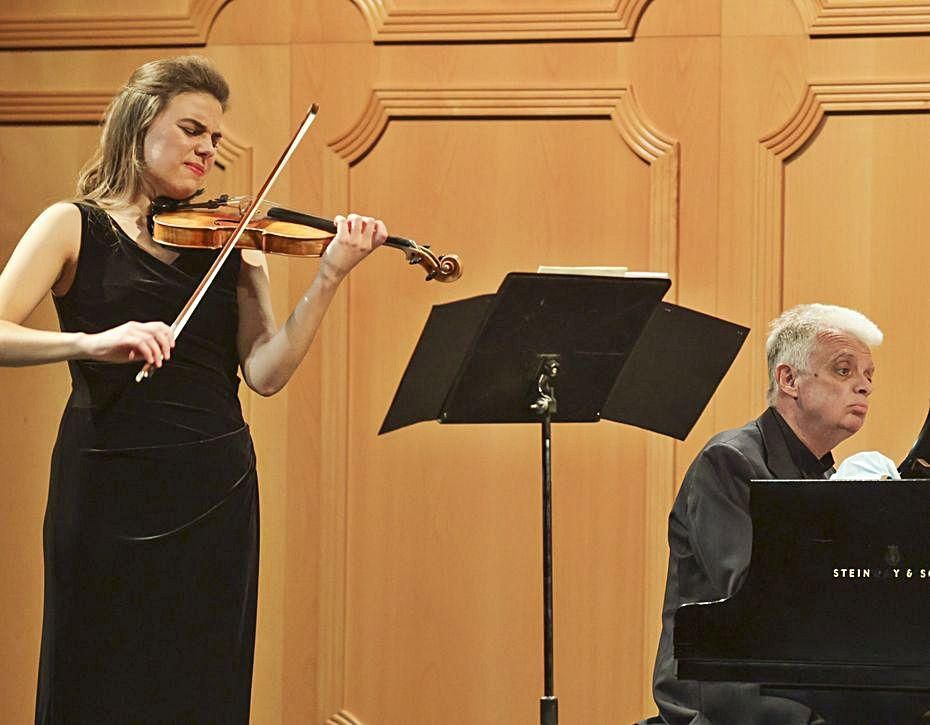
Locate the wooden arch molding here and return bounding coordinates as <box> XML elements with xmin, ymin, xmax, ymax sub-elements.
<box><xmin>0</xmin><ymin>0</ymin><xmax>230</xmax><ymax>49</ymax></box>
<box><xmin>326</xmin><ymin>711</ymin><xmax>362</xmax><ymax>725</ymax></box>
<box><xmin>349</xmin><ymin>0</ymin><xmax>653</xmax><ymax>42</ymax></box>
<box><xmin>793</xmin><ymin>0</ymin><xmax>930</xmax><ymax>36</ymax></box>
<box><xmin>751</xmin><ymin>80</ymin><xmax>930</xmax><ymax>409</ymax></box>
<box><xmin>317</xmin><ymin>85</ymin><xmax>679</xmax><ymax>724</ymax></box>
<box><xmin>0</xmin><ymin>91</ymin><xmax>114</xmax><ymax>124</ymax></box>
<box><xmin>328</xmin><ymin>87</ymin><xmax>679</xmax><ymax>272</ymax></box>
<box><xmin>212</xmin><ymin>131</ymin><xmax>253</xmax><ymax>197</ymax></box>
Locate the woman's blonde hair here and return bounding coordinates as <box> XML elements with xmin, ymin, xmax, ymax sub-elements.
<box><xmin>76</xmin><ymin>55</ymin><xmax>229</xmax><ymax>207</ymax></box>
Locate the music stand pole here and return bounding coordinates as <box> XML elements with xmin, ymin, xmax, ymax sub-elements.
<box><xmin>532</xmin><ymin>356</ymin><xmax>560</xmax><ymax>725</ymax></box>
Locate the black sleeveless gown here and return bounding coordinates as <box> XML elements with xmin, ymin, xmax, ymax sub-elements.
<box><xmin>35</xmin><ymin>203</ymin><xmax>259</xmax><ymax>724</ymax></box>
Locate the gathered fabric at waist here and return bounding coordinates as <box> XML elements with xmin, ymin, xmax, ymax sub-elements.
<box><xmin>76</xmin><ymin>424</ymin><xmax>255</xmax><ymax>540</ymax></box>
<box><xmin>61</xmin><ymin>357</ymin><xmax>245</xmax><ymax>448</ymax></box>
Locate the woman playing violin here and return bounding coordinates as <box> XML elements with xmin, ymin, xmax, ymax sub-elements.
<box><xmin>0</xmin><ymin>55</ymin><xmax>385</xmax><ymax>724</ymax></box>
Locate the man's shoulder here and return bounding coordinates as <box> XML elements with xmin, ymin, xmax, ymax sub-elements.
<box><xmin>702</xmin><ymin>413</ymin><xmax>766</xmax><ymax>457</ymax></box>
<box><xmin>676</xmin><ymin>412</ymin><xmax>773</xmax><ymax>496</ymax></box>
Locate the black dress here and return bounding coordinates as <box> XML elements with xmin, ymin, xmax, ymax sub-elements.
<box><xmin>35</xmin><ymin>203</ymin><xmax>259</xmax><ymax>724</ymax></box>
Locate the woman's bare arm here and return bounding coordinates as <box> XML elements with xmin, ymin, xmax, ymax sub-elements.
<box><xmin>0</xmin><ymin>203</ymin><xmax>174</xmax><ymax>367</ymax></box>
<box><xmin>236</xmin><ymin>214</ymin><xmax>386</xmax><ymax>396</ymax></box>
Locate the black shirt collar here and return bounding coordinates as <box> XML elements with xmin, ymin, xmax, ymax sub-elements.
<box><xmin>769</xmin><ymin>407</ymin><xmax>835</xmax><ymax>478</ymax></box>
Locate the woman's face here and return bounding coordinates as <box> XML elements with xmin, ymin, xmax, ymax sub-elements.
<box><xmin>142</xmin><ymin>91</ymin><xmax>223</xmax><ymax>200</ymax></box>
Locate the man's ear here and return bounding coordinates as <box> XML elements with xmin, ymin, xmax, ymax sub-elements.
<box><xmin>775</xmin><ymin>363</ymin><xmax>800</xmax><ymax>399</ymax></box>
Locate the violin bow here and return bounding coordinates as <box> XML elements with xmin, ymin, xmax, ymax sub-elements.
<box><xmin>136</xmin><ymin>103</ymin><xmax>319</xmax><ymax>382</ymax></box>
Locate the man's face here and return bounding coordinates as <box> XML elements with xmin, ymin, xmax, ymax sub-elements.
<box><xmin>794</xmin><ymin>331</ymin><xmax>875</xmax><ymax>445</ymax></box>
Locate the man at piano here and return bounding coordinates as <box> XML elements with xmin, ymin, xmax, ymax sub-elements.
<box><xmin>652</xmin><ymin>303</ymin><xmax>883</xmax><ymax>725</ymax></box>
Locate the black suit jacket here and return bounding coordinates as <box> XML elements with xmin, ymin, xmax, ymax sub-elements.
<box><xmin>652</xmin><ymin>408</ymin><xmax>829</xmax><ymax>725</ymax></box>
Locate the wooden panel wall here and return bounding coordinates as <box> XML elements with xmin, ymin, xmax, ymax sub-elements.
<box><xmin>0</xmin><ymin>1</ymin><xmax>927</xmax><ymax>723</ymax></box>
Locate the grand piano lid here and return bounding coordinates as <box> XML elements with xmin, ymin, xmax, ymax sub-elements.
<box><xmin>675</xmin><ymin>479</ymin><xmax>930</xmax><ymax>689</ymax></box>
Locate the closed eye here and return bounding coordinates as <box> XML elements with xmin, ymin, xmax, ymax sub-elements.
<box><xmin>179</xmin><ymin>121</ymin><xmax>221</xmax><ymax>148</ymax></box>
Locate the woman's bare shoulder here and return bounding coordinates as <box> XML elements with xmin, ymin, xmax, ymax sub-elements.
<box><xmin>37</xmin><ymin>201</ymin><xmax>82</xmax><ymax>231</ymax></box>
<box><xmin>1</xmin><ymin>202</ymin><xmax>84</xmax><ymax>303</ymax></box>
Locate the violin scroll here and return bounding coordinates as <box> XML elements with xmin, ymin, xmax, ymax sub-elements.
<box><xmin>401</xmin><ymin>241</ymin><xmax>462</xmax><ymax>283</ymax></box>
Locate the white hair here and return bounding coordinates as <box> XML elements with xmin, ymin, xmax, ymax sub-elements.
<box><xmin>765</xmin><ymin>303</ymin><xmax>883</xmax><ymax>405</ymax></box>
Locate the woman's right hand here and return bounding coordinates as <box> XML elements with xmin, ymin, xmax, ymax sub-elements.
<box><xmin>81</xmin><ymin>321</ymin><xmax>175</xmax><ymax>366</ymax></box>
<box><xmin>0</xmin><ymin>205</ymin><xmax>174</xmax><ymax>369</ymax></box>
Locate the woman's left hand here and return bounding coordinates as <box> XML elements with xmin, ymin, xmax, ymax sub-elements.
<box><xmin>319</xmin><ymin>213</ymin><xmax>388</xmax><ymax>283</ymax></box>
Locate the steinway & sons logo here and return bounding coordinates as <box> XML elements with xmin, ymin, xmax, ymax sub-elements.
<box><xmin>832</xmin><ymin>545</ymin><xmax>929</xmax><ymax>579</ymax></box>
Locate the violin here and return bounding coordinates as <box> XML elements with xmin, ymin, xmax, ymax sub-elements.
<box><xmin>150</xmin><ymin>195</ymin><xmax>462</xmax><ymax>284</ymax></box>
<box><xmin>137</xmin><ymin>103</ymin><xmax>460</xmax><ymax>382</ymax></box>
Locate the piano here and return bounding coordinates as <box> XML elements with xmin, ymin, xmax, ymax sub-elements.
<box><xmin>674</xmin><ymin>478</ymin><xmax>930</xmax><ymax>724</ymax></box>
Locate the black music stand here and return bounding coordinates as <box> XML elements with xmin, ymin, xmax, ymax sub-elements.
<box><xmin>380</xmin><ymin>272</ymin><xmax>748</xmax><ymax>725</ymax></box>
